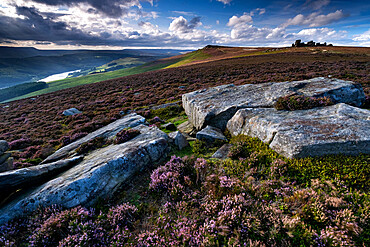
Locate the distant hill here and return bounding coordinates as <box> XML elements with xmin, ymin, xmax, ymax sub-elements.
<box><xmin>0</xmin><ymin>46</ymin><xmax>189</xmax><ymax>89</ymax></box>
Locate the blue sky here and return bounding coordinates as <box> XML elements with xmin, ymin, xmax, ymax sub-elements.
<box><xmin>0</xmin><ymin>0</ymin><xmax>369</xmax><ymax>49</ymax></box>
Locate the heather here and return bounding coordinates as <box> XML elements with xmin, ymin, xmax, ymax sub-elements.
<box><xmin>114</xmin><ymin>128</ymin><xmax>141</xmax><ymax>144</ymax></box>
<box><xmin>1</xmin><ymin>136</ymin><xmax>369</xmax><ymax>246</ymax></box>
<box><xmin>274</xmin><ymin>95</ymin><xmax>334</xmax><ymax>111</ymax></box>
<box><xmin>0</xmin><ymin>51</ymin><xmax>369</xmax><ymax>167</ymax></box>
<box><xmin>0</xmin><ymin>48</ymin><xmax>369</xmax><ymax>246</ymax></box>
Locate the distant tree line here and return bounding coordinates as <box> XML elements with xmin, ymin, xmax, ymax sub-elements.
<box><xmin>0</xmin><ymin>81</ymin><xmax>48</xmax><ymax>102</ymax></box>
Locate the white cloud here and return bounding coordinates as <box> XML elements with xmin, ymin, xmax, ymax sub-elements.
<box><xmin>353</xmin><ymin>29</ymin><xmax>370</xmax><ymax>41</ymax></box>
<box><xmin>216</xmin><ymin>0</ymin><xmax>232</xmax><ymax>4</ymax></box>
<box><xmin>256</xmin><ymin>8</ymin><xmax>266</xmax><ymax>15</ymax></box>
<box><xmin>230</xmin><ymin>24</ymin><xmax>285</xmax><ymax>41</ymax></box>
<box><xmin>169</xmin><ymin>16</ymin><xmax>202</xmax><ymax>34</ymax></box>
<box><xmin>294</xmin><ymin>28</ymin><xmax>347</xmax><ymax>41</ymax></box>
<box><xmin>138</xmin><ymin>21</ymin><xmax>160</xmax><ymax>34</ymax></box>
<box><xmin>227</xmin><ymin>13</ymin><xmax>253</xmax><ymax>27</ymax></box>
<box><xmin>284</xmin><ymin>10</ymin><xmax>346</xmax><ymax>27</ymax></box>
<box><xmin>304</xmin><ymin>0</ymin><xmax>330</xmax><ymax>10</ymax></box>
<box><xmin>226</xmin><ymin>13</ymin><xmax>286</xmax><ymax>41</ymax></box>
<box><xmin>172</xmin><ymin>11</ymin><xmax>195</xmax><ymax>16</ymax></box>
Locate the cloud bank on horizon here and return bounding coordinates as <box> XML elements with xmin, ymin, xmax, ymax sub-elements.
<box><xmin>0</xmin><ymin>0</ymin><xmax>369</xmax><ymax>49</ymax></box>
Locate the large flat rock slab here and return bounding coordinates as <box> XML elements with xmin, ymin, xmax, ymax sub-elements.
<box><xmin>227</xmin><ymin>103</ymin><xmax>370</xmax><ymax>159</ymax></box>
<box><xmin>42</xmin><ymin>113</ymin><xmax>146</xmax><ymax>164</ymax></box>
<box><xmin>0</xmin><ymin>125</ymin><xmax>169</xmax><ymax>224</ymax></box>
<box><xmin>182</xmin><ymin>77</ymin><xmax>365</xmax><ymax>130</ymax></box>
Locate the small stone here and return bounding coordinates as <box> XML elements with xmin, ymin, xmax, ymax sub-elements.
<box><xmin>0</xmin><ymin>153</ymin><xmax>11</xmax><ymax>165</ymax></box>
<box><xmin>0</xmin><ymin>157</ymin><xmax>13</xmax><ymax>173</ymax></box>
<box><xmin>169</xmin><ymin>131</ymin><xmax>189</xmax><ymax>150</ymax></box>
<box><xmin>0</xmin><ymin>140</ymin><xmax>9</xmax><ymax>156</ymax></box>
<box><xmin>162</xmin><ymin>122</ymin><xmax>177</xmax><ymax>131</ymax></box>
<box><xmin>196</xmin><ymin>126</ymin><xmax>227</xmax><ymax>143</ymax></box>
<box><xmin>63</xmin><ymin>108</ymin><xmax>82</xmax><ymax>116</ymax></box>
<box><xmin>177</xmin><ymin>121</ymin><xmax>196</xmax><ymax>136</ymax></box>
<box><xmin>211</xmin><ymin>144</ymin><xmax>232</xmax><ymax>159</ymax></box>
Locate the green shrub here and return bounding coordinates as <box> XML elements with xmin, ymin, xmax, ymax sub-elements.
<box><xmin>228</xmin><ymin>135</ymin><xmax>280</xmax><ymax>162</ymax></box>
<box><xmin>289</xmin><ymin>154</ymin><xmax>370</xmax><ymax>190</ymax></box>
<box><xmin>228</xmin><ymin>135</ymin><xmax>370</xmax><ymax>190</ymax></box>
<box><xmin>148</xmin><ymin>105</ymin><xmax>183</xmax><ymax>121</ymax></box>
<box><xmin>192</xmin><ymin>139</ymin><xmax>225</xmax><ymax>157</ymax></box>
<box><xmin>192</xmin><ymin>140</ymin><xmax>208</xmax><ymax>156</ymax></box>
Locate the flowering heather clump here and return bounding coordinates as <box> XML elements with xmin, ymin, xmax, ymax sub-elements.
<box><xmin>1</xmin><ymin>203</ymin><xmax>139</xmax><ymax>246</ymax></box>
<box><xmin>8</xmin><ymin>138</ymin><xmax>31</xmax><ymax>150</ymax></box>
<box><xmin>107</xmin><ymin>203</ymin><xmax>138</xmax><ymax>228</ymax></box>
<box><xmin>269</xmin><ymin>158</ymin><xmax>288</xmax><ymax>179</ymax></box>
<box><xmin>114</xmin><ymin>128</ymin><xmax>141</xmax><ymax>144</ymax></box>
<box><xmin>149</xmin><ymin>116</ymin><xmax>164</xmax><ymax>124</ymax></box>
<box><xmin>274</xmin><ymin>95</ymin><xmax>334</xmax><ymax>111</ymax></box>
<box><xmin>149</xmin><ymin>156</ymin><xmax>188</xmax><ymax>198</ymax></box>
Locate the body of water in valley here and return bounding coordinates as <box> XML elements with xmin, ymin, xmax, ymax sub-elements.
<box><xmin>38</xmin><ymin>70</ymin><xmax>80</xmax><ymax>82</ymax></box>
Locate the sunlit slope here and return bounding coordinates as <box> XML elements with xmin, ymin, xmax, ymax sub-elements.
<box><xmin>6</xmin><ymin>58</ymin><xmax>180</xmax><ymax>102</ymax></box>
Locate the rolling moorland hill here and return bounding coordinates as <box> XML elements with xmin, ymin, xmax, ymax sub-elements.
<box><xmin>4</xmin><ymin>45</ymin><xmax>370</xmax><ymax>102</ymax></box>
<box><xmin>0</xmin><ymin>47</ymin><xmax>187</xmax><ymax>90</ymax></box>
<box><xmin>0</xmin><ymin>45</ymin><xmax>370</xmax><ymax>246</ymax></box>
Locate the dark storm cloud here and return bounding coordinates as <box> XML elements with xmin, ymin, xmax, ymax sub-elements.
<box><xmin>28</xmin><ymin>0</ymin><xmax>144</xmax><ymax>17</ymax></box>
<box><xmin>0</xmin><ymin>5</ymin><xmax>200</xmax><ymax>47</ymax></box>
<box><xmin>0</xmin><ymin>6</ymin><xmax>105</xmax><ymax>45</ymax></box>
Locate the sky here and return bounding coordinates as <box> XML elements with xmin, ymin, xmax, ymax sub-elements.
<box><xmin>0</xmin><ymin>0</ymin><xmax>369</xmax><ymax>49</ymax></box>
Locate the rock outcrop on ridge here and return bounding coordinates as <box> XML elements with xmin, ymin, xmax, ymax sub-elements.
<box><xmin>0</xmin><ymin>116</ymin><xmax>170</xmax><ymax>224</ymax></box>
<box><xmin>227</xmin><ymin>103</ymin><xmax>370</xmax><ymax>158</ymax></box>
<box><xmin>183</xmin><ymin>77</ymin><xmax>369</xmax><ymax>159</ymax></box>
<box><xmin>182</xmin><ymin>77</ymin><xmax>365</xmax><ymax>130</ymax></box>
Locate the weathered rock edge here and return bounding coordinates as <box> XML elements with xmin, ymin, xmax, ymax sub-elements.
<box><xmin>227</xmin><ymin>103</ymin><xmax>370</xmax><ymax>158</ymax></box>
<box><xmin>182</xmin><ymin>77</ymin><xmax>366</xmax><ymax>130</ymax></box>
<box><xmin>0</xmin><ymin>125</ymin><xmax>169</xmax><ymax>224</ymax></box>
<box><xmin>42</xmin><ymin>113</ymin><xmax>146</xmax><ymax>164</ymax></box>
<box><xmin>0</xmin><ymin>156</ymin><xmax>83</xmax><ymax>191</ymax></box>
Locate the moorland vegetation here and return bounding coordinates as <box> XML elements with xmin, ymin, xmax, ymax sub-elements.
<box><xmin>0</xmin><ymin>46</ymin><xmax>369</xmax><ymax>246</ymax></box>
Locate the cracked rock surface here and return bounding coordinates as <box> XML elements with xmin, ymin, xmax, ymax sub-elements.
<box><xmin>227</xmin><ymin>103</ymin><xmax>370</xmax><ymax>158</ymax></box>
<box><xmin>42</xmin><ymin>113</ymin><xmax>146</xmax><ymax>164</ymax></box>
<box><xmin>182</xmin><ymin>77</ymin><xmax>365</xmax><ymax>130</ymax></box>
